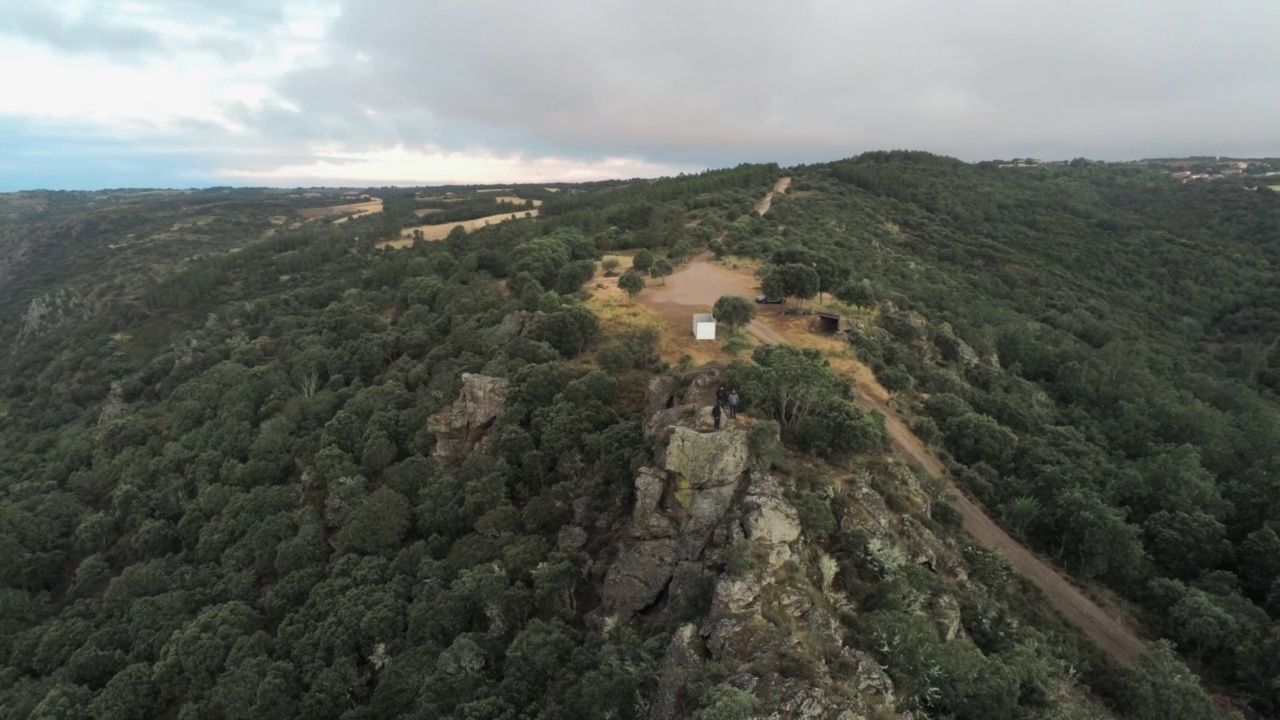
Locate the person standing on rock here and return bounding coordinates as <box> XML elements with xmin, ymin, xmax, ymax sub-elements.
<box><xmin>728</xmin><ymin>389</ymin><xmax>739</xmax><ymax>419</ymax></box>
<box><xmin>716</xmin><ymin>385</ymin><xmax>727</xmax><ymax>405</ymax></box>
<box><xmin>711</xmin><ymin>401</ymin><xmax>722</xmax><ymax>430</ymax></box>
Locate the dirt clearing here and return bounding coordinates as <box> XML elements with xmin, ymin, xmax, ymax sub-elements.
<box><xmin>378</xmin><ymin>209</ymin><xmax>540</xmax><ymax>249</ymax></box>
<box><xmin>645</xmin><ymin>251</ymin><xmax>760</xmax><ymax>309</ymax></box>
<box><xmin>585</xmin><ymin>258</ymin><xmax>741</xmax><ymax>366</ymax></box>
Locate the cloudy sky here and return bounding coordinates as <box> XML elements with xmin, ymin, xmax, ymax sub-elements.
<box><xmin>1</xmin><ymin>0</ymin><xmax>1276</xmax><ymax>190</ymax></box>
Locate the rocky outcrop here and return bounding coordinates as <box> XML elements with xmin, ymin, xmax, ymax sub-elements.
<box><xmin>650</xmin><ymin>625</ymin><xmax>706</xmax><ymax>720</ymax></box>
<box><xmin>17</xmin><ymin>289</ymin><xmax>88</xmax><ymax>341</ymax></box>
<box><xmin>661</xmin><ymin>426</ymin><xmax>749</xmax><ymax>490</ymax></box>
<box><xmin>602</xmin><ymin>373</ymin><xmax>753</xmax><ymax>618</ymax></box>
<box><xmin>427</xmin><ymin>374</ymin><xmax>509</xmax><ymax>462</ymax></box>
<box><xmin>840</xmin><ymin>474</ymin><xmax>967</xmax><ymax>582</ymax></box>
<box><xmin>601</xmin><ymin>426</ymin><xmax>751</xmax><ymax>617</ymax></box>
<box><xmin>930</xmin><ymin>593</ymin><xmax>963</xmax><ymax>642</ymax></box>
<box><xmin>601</xmin><ymin>537</ymin><xmax>679</xmax><ymax>617</ymax></box>
<box><xmin>97</xmin><ymin>381</ymin><xmax>126</xmax><ymax>426</ymax></box>
<box><xmin>610</xmin><ymin>365</ymin><xmax>989</xmax><ymax>718</ymax></box>
<box><xmin>691</xmin><ymin>469</ymin><xmax>896</xmax><ymax>719</ymax></box>
<box><xmin>501</xmin><ymin>310</ymin><xmax>547</xmax><ymax>336</ymax></box>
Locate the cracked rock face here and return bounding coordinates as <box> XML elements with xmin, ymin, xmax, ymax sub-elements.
<box><xmin>742</xmin><ymin>474</ymin><xmax>802</xmax><ymax>547</ymax></box>
<box><xmin>600</xmin><ymin>537</ymin><xmax>679</xmax><ymax>617</ymax></box>
<box><xmin>427</xmin><ymin>373</ymin><xmax>508</xmax><ymax>462</ymax></box>
<box><xmin>602</xmin><ymin>425</ymin><xmax>752</xmax><ymax>618</ymax></box>
<box><xmin>650</xmin><ymin>624</ymin><xmax>706</xmax><ymax>720</ymax></box>
<box><xmin>662</xmin><ymin>426</ymin><xmax>749</xmax><ymax>489</ymax></box>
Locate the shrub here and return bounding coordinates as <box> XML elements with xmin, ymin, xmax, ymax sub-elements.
<box><xmin>877</xmin><ymin>366</ymin><xmax>915</xmax><ymax>392</ymax></box>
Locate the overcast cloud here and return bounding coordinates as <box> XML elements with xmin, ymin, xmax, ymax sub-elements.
<box><xmin>1</xmin><ymin>0</ymin><xmax>1276</xmax><ymax>190</ymax></box>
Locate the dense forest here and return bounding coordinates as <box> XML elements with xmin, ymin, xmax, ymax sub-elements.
<box><xmin>1</xmin><ymin>158</ymin><xmax>1276</xmax><ymax>718</ymax></box>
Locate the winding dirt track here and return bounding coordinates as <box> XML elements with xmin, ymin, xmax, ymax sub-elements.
<box><xmin>843</xmin><ymin>392</ymin><xmax>1147</xmax><ymax>666</ymax></box>
<box><xmin>638</xmin><ymin>173</ymin><xmax>1148</xmax><ymax>665</ymax></box>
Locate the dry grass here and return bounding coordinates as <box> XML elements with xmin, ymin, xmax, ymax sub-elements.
<box><xmin>715</xmin><ymin>255</ymin><xmax>765</xmax><ymax>274</ymax></box>
<box><xmin>413</xmin><ymin>208</ymin><xmax>443</xmax><ymax>217</ymax></box>
<box><xmin>378</xmin><ymin>209</ymin><xmax>540</xmax><ymax>249</ymax></box>
<box><xmin>756</xmin><ymin>313</ymin><xmax>889</xmax><ymax>402</ymax></box>
<box><xmin>586</xmin><ymin>251</ymin><xmax>888</xmax><ymax>403</ymax></box>
<box><xmin>584</xmin><ymin>260</ymin><xmax>749</xmax><ymax>366</ymax></box>
<box><xmin>1270</xmin><ymin>185</ymin><xmax>1280</xmax><ymax>192</ymax></box>
<box><xmin>495</xmin><ymin>196</ymin><xmax>543</xmax><ymax>206</ymax></box>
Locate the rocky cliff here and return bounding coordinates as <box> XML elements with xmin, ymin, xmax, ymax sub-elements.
<box><xmin>427</xmin><ymin>373</ymin><xmax>509</xmax><ymax>462</ymax></box>
<box><xmin>582</xmin><ymin>365</ymin><xmax>979</xmax><ymax>719</ymax></box>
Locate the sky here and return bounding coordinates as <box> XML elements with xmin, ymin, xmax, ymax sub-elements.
<box><xmin>1</xmin><ymin>0</ymin><xmax>1276</xmax><ymax>191</ymax></box>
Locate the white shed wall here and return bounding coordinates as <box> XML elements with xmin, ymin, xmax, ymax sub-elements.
<box><xmin>692</xmin><ymin>313</ymin><xmax>716</xmax><ymax>340</ymax></box>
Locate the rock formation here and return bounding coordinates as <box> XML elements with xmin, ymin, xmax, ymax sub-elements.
<box><xmin>17</xmin><ymin>289</ymin><xmax>88</xmax><ymax>342</ymax></box>
<box><xmin>598</xmin><ymin>363</ymin><xmax>980</xmax><ymax>718</ymax></box>
<box><xmin>501</xmin><ymin>310</ymin><xmax>547</xmax><ymax>336</ymax></box>
<box><xmin>427</xmin><ymin>373</ymin><xmax>509</xmax><ymax>462</ymax></box>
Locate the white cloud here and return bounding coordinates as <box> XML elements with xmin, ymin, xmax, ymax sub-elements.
<box><xmin>213</xmin><ymin>145</ymin><xmax>689</xmax><ymax>185</ymax></box>
<box><xmin>0</xmin><ymin>1</ymin><xmax>338</xmax><ymax>134</ymax></box>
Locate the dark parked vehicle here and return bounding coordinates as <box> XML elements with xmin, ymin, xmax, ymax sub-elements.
<box><xmin>755</xmin><ymin>295</ymin><xmax>784</xmax><ymax>304</ymax></box>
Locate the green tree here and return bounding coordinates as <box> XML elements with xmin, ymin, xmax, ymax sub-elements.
<box><xmin>713</xmin><ymin>295</ymin><xmax>754</xmax><ymax>333</ymax></box>
<box><xmin>1117</xmin><ymin>641</ymin><xmax>1223</xmax><ymax>720</ymax></box>
<box><xmin>338</xmin><ymin>487</ymin><xmax>412</xmax><ymax>553</ymax></box>
<box><xmin>631</xmin><ymin>249</ymin><xmax>655</xmax><ymax>272</ymax></box>
<box><xmin>649</xmin><ymin>258</ymin><xmax>674</xmax><ymax>285</ymax></box>
<box><xmin>617</xmin><ymin>271</ymin><xmax>646</xmax><ymax>303</ymax></box>
<box><xmin>774</xmin><ymin>263</ymin><xmax>821</xmax><ymax>305</ymax></box>
<box><xmin>529</xmin><ymin>306</ymin><xmax>601</xmax><ymax>358</ymax></box>
<box><xmin>726</xmin><ymin>344</ymin><xmax>848</xmax><ymax>430</ymax></box>
<box><xmin>555</xmin><ymin>259</ymin><xmax>597</xmax><ymax>295</ymax></box>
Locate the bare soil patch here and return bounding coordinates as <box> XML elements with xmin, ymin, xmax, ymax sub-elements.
<box><xmin>585</xmin><ymin>259</ymin><xmax>744</xmax><ymax>366</ymax></box>
<box><xmin>753</xmin><ymin>176</ymin><xmax>792</xmax><ymax>216</ymax></box>
<box><xmin>644</xmin><ymin>252</ymin><xmax>760</xmax><ymax>310</ymax></box>
<box><xmin>378</xmin><ymin>209</ymin><xmax>540</xmax><ymax>249</ymax></box>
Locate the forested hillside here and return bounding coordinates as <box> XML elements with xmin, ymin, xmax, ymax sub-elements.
<box><xmin>1</xmin><ymin>158</ymin><xmax>1275</xmax><ymax>718</ymax></box>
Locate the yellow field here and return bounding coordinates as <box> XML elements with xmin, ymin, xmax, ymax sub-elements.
<box><xmin>377</xmin><ymin>209</ymin><xmax>540</xmax><ymax>249</ymax></box>
<box><xmin>413</xmin><ymin>208</ymin><xmax>442</xmax><ymax>217</ymax></box>
<box><xmin>298</xmin><ymin>198</ymin><xmax>383</xmax><ymax>224</ymax></box>
<box><xmin>495</xmin><ymin>196</ymin><xmax>543</xmax><ymax>206</ymax></box>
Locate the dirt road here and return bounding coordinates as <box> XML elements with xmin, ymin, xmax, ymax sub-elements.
<box><xmin>640</xmin><ymin>249</ymin><xmax>1147</xmax><ymax>665</ymax></box>
<box><xmin>754</xmin><ymin>176</ymin><xmax>792</xmax><ymax>216</ymax></box>
<box><xmin>844</xmin><ymin>391</ymin><xmax>1147</xmax><ymax>666</ymax></box>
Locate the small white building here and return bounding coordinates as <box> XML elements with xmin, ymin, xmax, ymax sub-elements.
<box><xmin>692</xmin><ymin>313</ymin><xmax>716</xmax><ymax>340</ymax></box>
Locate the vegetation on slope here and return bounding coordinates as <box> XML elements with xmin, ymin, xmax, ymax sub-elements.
<box><xmin>0</xmin><ymin>155</ymin><xmax>1268</xmax><ymax>718</ymax></box>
